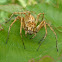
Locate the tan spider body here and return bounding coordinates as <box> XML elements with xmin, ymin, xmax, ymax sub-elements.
<box><xmin>23</xmin><ymin>14</ymin><xmax>36</xmax><ymax>35</ymax></box>
<box><xmin>6</xmin><ymin>11</ymin><xmax>58</xmax><ymax>51</ymax></box>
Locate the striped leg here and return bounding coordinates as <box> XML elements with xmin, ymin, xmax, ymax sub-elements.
<box><xmin>46</xmin><ymin>23</ymin><xmax>58</xmax><ymax>52</ymax></box>
<box><xmin>5</xmin><ymin>12</ymin><xmax>30</xmax><ymax>23</ymax></box>
<box><xmin>20</xmin><ymin>17</ymin><xmax>25</xmax><ymax>49</ymax></box>
<box><xmin>6</xmin><ymin>16</ymin><xmax>20</xmax><ymax>43</ymax></box>
<box><xmin>36</xmin><ymin>13</ymin><xmax>44</xmax><ymax>24</ymax></box>
<box><xmin>37</xmin><ymin>21</ymin><xmax>47</xmax><ymax>51</ymax></box>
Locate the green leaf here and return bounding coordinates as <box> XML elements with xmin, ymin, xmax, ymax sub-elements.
<box><xmin>0</xmin><ymin>18</ymin><xmax>62</xmax><ymax>62</ymax></box>
<box><xmin>0</xmin><ymin>11</ymin><xmax>9</xmax><ymax>23</ymax></box>
<box><xmin>0</xmin><ymin>0</ymin><xmax>7</xmax><ymax>3</ymax></box>
<box><xmin>18</xmin><ymin>0</ymin><xmax>27</xmax><ymax>7</ymax></box>
<box><xmin>0</xmin><ymin>3</ymin><xmax>62</xmax><ymax>62</ymax></box>
<box><xmin>0</xmin><ymin>4</ymin><xmax>24</xmax><ymax>13</ymax></box>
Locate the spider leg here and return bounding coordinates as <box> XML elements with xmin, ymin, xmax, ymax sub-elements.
<box><xmin>20</xmin><ymin>17</ymin><xmax>25</xmax><ymax>49</ymax></box>
<box><xmin>37</xmin><ymin>21</ymin><xmax>47</xmax><ymax>51</ymax></box>
<box><xmin>6</xmin><ymin>16</ymin><xmax>20</xmax><ymax>43</ymax></box>
<box><xmin>36</xmin><ymin>13</ymin><xmax>44</xmax><ymax>24</ymax></box>
<box><xmin>46</xmin><ymin>23</ymin><xmax>58</xmax><ymax>52</ymax></box>
<box><xmin>5</xmin><ymin>12</ymin><xmax>30</xmax><ymax>23</ymax></box>
<box><xmin>25</xmin><ymin>31</ymin><xmax>27</xmax><ymax>37</ymax></box>
<box><xmin>36</xmin><ymin>21</ymin><xmax>44</xmax><ymax>31</ymax></box>
<box><xmin>36</xmin><ymin>21</ymin><xmax>44</xmax><ymax>44</ymax></box>
<box><xmin>38</xmin><ymin>21</ymin><xmax>47</xmax><ymax>44</ymax></box>
<box><xmin>30</xmin><ymin>33</ymin><xmax>36</xmax><ymax>39</ymax></box>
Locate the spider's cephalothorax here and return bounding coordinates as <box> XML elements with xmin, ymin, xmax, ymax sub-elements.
<box><xmin>24</xmin><ymin>15</ymin><xmax>37</xmax><ymax>35</ymax></box>
<box><xmin>25</xmin><ymin>21</ymin><xmax>36</xmax><ymax>34</ymax></box>
<box><xmin>6</xmin><ymin>11</ymin><xmax>58</xmax><ymax>51</ymax></box>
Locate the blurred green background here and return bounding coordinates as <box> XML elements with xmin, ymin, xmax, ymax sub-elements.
<box><xmin>0</xmin><ymin>0</ymin><xmax>62</xmax><ymax>62</ymax></box>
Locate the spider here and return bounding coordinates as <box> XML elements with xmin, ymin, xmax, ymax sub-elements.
<box><xmin>6</xmin><ymin>11</ymin><xmax>58</xmax><ymax>51</ymax></box>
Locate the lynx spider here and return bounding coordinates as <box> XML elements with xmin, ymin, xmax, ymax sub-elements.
<box><xmin>6</xmin><ymin>11</ymin><xmax>58</xmax><ymax>51</ymax></box>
